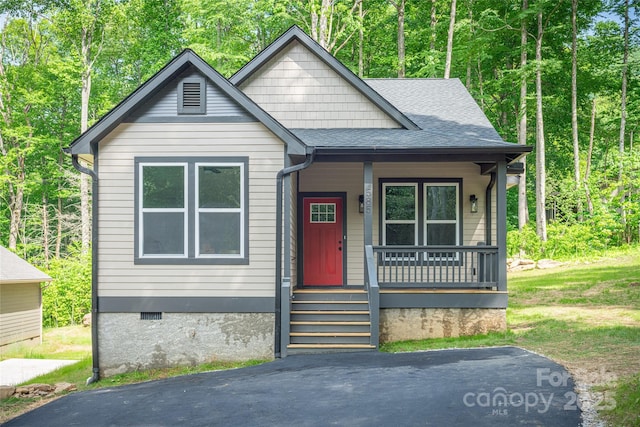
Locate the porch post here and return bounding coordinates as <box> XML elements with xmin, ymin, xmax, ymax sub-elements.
<box><xmin>363</xmin><ymin>162</ymin><xmax>379</xmax><ymax>349</ymax></box>
<box><xmin>496</xmin><ymin>160</ymin><xmax>508</xmax><ymax>292</ymax></box>
<box><xmin>363</xmin><ymin>162</ymin><xmax>373</xmax><ymax>247</ymax></box>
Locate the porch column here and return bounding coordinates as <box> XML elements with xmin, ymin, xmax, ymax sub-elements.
<box><xmin>363</xmin><ymin>162</ymin><xmax>373</xmax><ymax>247</ymax></box>
<box><xmin>496</xmin><ymin>160</ymin><xmax>507</xmax><ymax>292</ymax></box>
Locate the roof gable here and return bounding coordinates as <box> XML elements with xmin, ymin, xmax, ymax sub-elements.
<box><xmin>66</xmin><ymin>50</ymin><xmax>307</xmax><ymax>156</ymax></box>
<box><xmin>0</xmin><ymin>246</ymin><xmax>52</xmax><ymax>284</ymax></box>
<box><xmin>230</xmin><ymin>26</ymin><xmax>419</xmax><ymax>130</ymax></box>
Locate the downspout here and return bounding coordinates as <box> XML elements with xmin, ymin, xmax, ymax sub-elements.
<box><xmin>71</xmin><ymin>153</ymin><xmax>100</xmax><ymax>385</ymax></box>
<box><xmin>274</xmin><ymin>149</ymin><xmax>315</xmax><ymax>357</ymax></box>
<box><xmin>485</xmin><ymin>172</ymin><xmax>496</xmax><ymax>245</ymax></box>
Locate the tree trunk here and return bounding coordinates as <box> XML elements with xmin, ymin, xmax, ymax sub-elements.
<box><xmin>518</xmin><ymin>0</ymin><xmax>529</xmax><ymax>231</ymax></box>
<box><xmin>619</xmin><ymin>0</ymin><xmax>629</xmax><ymax>167</ymax></box>
<box><xmin>444</xmin><ymin>0</ymin><xmax>456</xmax><ymax>79</ymax></box>
<box><xmin>466</xmin><ymin>2</ymin><xmax>473</xmax><ymax>89</ymax></box>
<box><xmin>619</xmin><ymin>0</ymin><xmax>630</xmax><ymax>241</ymax></box>
<box><xmin>584</xmin><ymin>96</ymin><xmax>596</xmax><ymax>215</ymax></box>
<box><xmin>570</xmin><ymin>0</ymin><xmax>581</xmax><ymax>190</ymax></box>
<box><xmin>535</xmin><ymin>11</ymin><xmax>547</xmax><ymax>241</ymax></box>
<box><xmin>570</xmin><ymin>0</ymin><xmax>584</xmax><ymax>221</ymax></box>
<box><xmin>56</xmin><ymin>194</ymin><xmax>63</xmax><ymax>258</ymax></box>
<box><xmin>319</xmin><ymin>0</ymin><xmax>330</xmax><ymax>49</ymax></box>
<box><xmin>80</xmin><ymin>66</ymin><xmax>92</xmax><ymax>253</ymax></box>
<box><xmin>43</xmin><ymin>193</ymin><xmax>50</xmax><ymax>267</ymax></box>
<box><xmin>358</xmin><ymin>1</ymin><xmax>364</xmax><ymax>78</ymax></box>
<box><xmin>396</xmin><ymin>0</ymin><xmax>405</xmax><ymax>78</ymax></box>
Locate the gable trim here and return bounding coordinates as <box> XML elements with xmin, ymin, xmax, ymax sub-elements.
<box><xmin>230</xmin><ymin>26</ymin><xmax>420</xmax><ymax>131</ymax></box>
<box><xmin>127</xmin><ymin>115</ymin><xmax>258</xmax><ymax>124</ymax></box>
<box><xmin>65</xmin><ymin>50</ymin><xmax>307</xmax><ymax>157</ymax></box>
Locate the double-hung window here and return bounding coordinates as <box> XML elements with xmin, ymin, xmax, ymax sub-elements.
<box><xmin>136</xmin><ymin>157</ymin><xmax>248</xmax><ymax>264</ymax></box>
<box><xmin>381</xmin><ymin>179</ymin><xmax>461</xmax><ymax>259</ymax></box>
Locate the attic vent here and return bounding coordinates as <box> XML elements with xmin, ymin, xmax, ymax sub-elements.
<box><xmin>182</xmin><ymin>82</ymin><xmax>201</xmax><ymax>107</ymax></box>
<box><xmin>140</xmin><ymin>312</ymin><xmax>162</xmax><ymax>320</ymax></box>
<box><xmin>178</xmin><ymin>77</ymin><xmax>206</xmax><ymax>114</ymax></box>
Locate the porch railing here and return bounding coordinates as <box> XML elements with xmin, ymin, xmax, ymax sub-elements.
<box><xmin>364</xmin><ymin>245</ymin><xmax>379</xmax><ymax>348</ymax></box>
<box><xmin>372</xmin><ymin>245</ymin><xmax>499</xmax><ymax>289</ymax></box>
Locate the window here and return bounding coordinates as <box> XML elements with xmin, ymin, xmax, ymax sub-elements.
<box><xmin>424</xmin><ymin>184</ymin><xmax>459</xmax><ymax>247</ymax></box>
<box><xmin>140</xmin><ymin>163</ymin><xmax>188</xmax><ymax>257</ymax></box>
<box><xmin>310</xmin><ymin>203</ymin><xmax>336</xmax><ymax>223</ymax></box>
<box><xmin>178</xmin><ymin>78</ymin><xmax>206</xmax><ymax>115</ymax></box>
<box><xmin>382</xmin><ymin>183</ymin><xmax>417</xmax><ymax>246</ymax></box>
<box><xmin>136</xmin><ymin>158</ymin><xmax>248</xmax><ymax>264</ymax></box>
<box><xmin>381</xmin><ymin>180</ymin><xmax>461</xmax><ymax>252</ymax></box>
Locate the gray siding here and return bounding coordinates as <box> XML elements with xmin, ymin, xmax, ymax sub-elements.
<box><xmin>0</xmin><ymin>283</ymin><xmax>42</xmax><ymax>347</ymax></box>
<box><xmin>239</xmin><ymin>41</ymin><xmax>401</xmax><ymax>129</ymax></box>
<box><xmin>127</xmin><ymin>68</ymin><xmax>253</xmax><ymax>122</ymax></box>
<box><xmin>97</xmin><ymin>121</ymin><xmax>285</xmax><ymax>300</ymax></box>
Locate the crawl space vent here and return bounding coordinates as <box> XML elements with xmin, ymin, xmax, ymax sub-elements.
<box><xmin>140</xmin><ymin>312</ymin><xmax>162</xmax><ymax>320</ymax></box>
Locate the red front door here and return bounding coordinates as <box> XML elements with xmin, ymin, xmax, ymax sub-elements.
<box><xmin>302</xmin><ymin>197</ymin><xmax>344</xmax><ymax>286</ymax></box>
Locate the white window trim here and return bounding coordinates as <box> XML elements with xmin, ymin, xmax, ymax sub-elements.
<box><xmin>138</xmin><ymin>162</ymin><xmax>189</xmax><ymax>259</ymax></box>
<box><xmin>195</xmin><ymin>162</ymin><xmax>245</xmax><ymax>259</ymax></box>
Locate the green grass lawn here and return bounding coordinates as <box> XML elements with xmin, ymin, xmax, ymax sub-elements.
<box><xmin>2</xmin><ymin>251</ymin><xmax>640</xmax><ymax>425</ymax></box>
<box><xmin>381</xmin><ymin>251</ymin><xmax>640</xmax><ymax>426</ymax></box>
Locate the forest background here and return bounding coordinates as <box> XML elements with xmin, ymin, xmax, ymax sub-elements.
<box><xmin>0</xmin><ymin>0</ymin><xmax>638</xmax><ymax>327</ymax></box>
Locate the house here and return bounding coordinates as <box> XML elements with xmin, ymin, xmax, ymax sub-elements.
<box><xmin>0</xmin><ymin>246</ymin><xmax>52</xmax><ymax>349</ymax></box>
<box><xmin>65</xmin><ymin>26</ymin><xmax>531</xmax><ymax>379</ymax></box>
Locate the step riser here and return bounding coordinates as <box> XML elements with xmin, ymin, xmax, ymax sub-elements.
<box><xmin>291</xmin><ymin>313</ymin><xmax>370</xmax><ymax>322</ymax></box>
<box><xmin>287</xmin><ymin>347</ymin><xmax>373</xmax><ymax>355</ymax></box>
<box><xmin>293</xmin><ymin>292</ymin><xmax>367</xmax><ymax>302</ymax></box>
<box><xmin>291</xmin><ymin>325</ymin><xmax>370</xmax><ymax>333</ymax></box>
<box><xmin>290</xmin><ymin>336</ymin><xmax>372</xmax><ymax>344</ymax></box>
<box><xmin>291</xmin><ymin>303</ymin><xmax>367</xmax><ymax>311</ymax></box>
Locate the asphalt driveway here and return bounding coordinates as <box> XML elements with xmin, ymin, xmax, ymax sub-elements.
<box><xmin>3</xmin><ymin>347</ymin><xmax>582</xmax><ymax>426</ymax></box>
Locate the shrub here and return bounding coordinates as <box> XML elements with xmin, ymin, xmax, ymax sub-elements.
<box><xmin>43</xmin><ymin>247</ymin><xmax>91</xmax><ymax>327</ymax></box>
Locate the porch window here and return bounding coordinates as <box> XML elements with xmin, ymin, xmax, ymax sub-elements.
<box><xmin>382</xmin><ymin>183</ymin><xmax>417</xmax><ymax>246</ymax></box>
<box><xmin>135</xmin><ymin>157</ymin><xmax>248</xmax><ymax>264</ymax></box>
<box><xmin>381</xmin><ymin>180</ymin><xmax>461</xmax><ymax>251</ymax></box>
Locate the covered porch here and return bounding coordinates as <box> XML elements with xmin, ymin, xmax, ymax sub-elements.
<box><xmin>277</xmin><ymin>147</ymin><xmax>526</xmax><ymax>356</ymax></box>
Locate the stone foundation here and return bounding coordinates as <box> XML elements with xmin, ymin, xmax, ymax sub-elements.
<box><xmin>379</xmin><ymin>308</ymin><xmax>506</xmax><ymax>343</ymax></box>
<box><xmin>98</xmin><ymin>312</ymin><xmax>274</xmax><ymax>377</ymax></box>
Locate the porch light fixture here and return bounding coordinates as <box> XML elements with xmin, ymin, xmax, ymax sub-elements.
<box><xmin>358</xmin><ymin>195</ymin><xmax>364</xmax><ymax>213</ymax></box>
<box><xmin>470</xmin><ymin>194</ymin><xmax>478</xmax><ymax>213</ymax></box>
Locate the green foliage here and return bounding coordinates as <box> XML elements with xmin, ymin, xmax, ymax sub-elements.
<box><xmin>508</xmin><ymin>218</ymin><xmax>623</xmax><ymax>260</ymax></box>
<box><xmin>42</xmin><ymin>247</ymin><xmax>91</xmax><ymax>327</ymax></box>
<box><xmin>602</xmin><ymin>373</ymin><xmax>640</xmax><ymax>427</ymax></box>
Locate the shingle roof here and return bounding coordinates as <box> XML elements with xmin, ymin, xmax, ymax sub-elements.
<box><xmin>365</xmin><ymin>78</ymin><xmax>503</xmax><ymax>141</ymax></box>
<box><xmin>290</xmin><ymin>78</ymin><xmax>530</xmax><ymax>161</ymax></box>
<box><xmin>0</xmin><ymin>246</ymin><xmax>52</xmax><ymax>284</ymax></box>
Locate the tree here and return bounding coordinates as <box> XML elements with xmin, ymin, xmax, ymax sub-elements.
<box><xmin>390</xmin><ymin>0</ymin><xmax>405</xmax><ymax>77</ymax></box>
<box><xmin>570</xmin><ymin>0</ymin><xmax>581</xmax><ymax>201</ymax></box>
<box><xmin>534</xmin><ymin>10</ymin><xmax>547</xmax><ymax>241</ymax></box>
<box><xmin>518</xmin><ymin>0</ymin><xmax>530</xmax><ymax>231</ymax></box>
<box><xmin>444</xmin><ymin>0</ymin><xmax>456</xmax><ymax>79</ymax></box>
